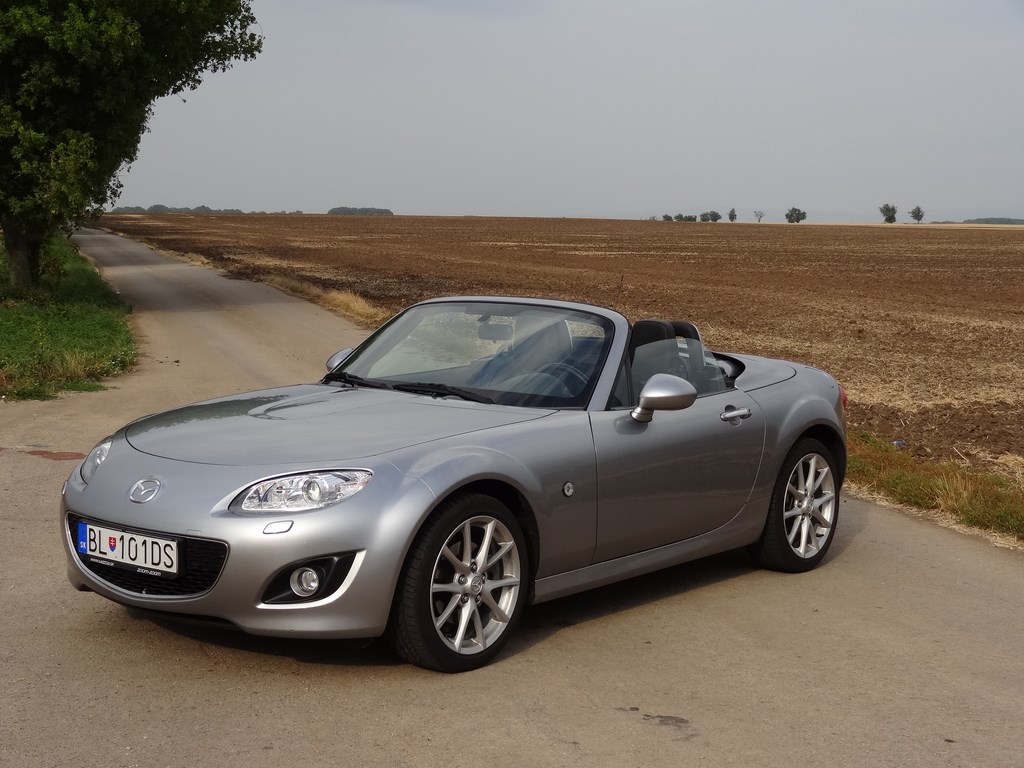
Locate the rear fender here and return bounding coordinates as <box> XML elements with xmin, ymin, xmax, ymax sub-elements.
<box><xmin>747</xmin><ymin>380</ymin><xmax>845</xmax><ymax>499</ymax></box>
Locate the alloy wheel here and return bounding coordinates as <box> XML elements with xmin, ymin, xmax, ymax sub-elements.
<box><xmin>782</xmin><ymin>452</ymin><xmax>836</xmax><ymax>558</ymax></box>
<box><xmin>429</xmin><ymin>515</ymin><xmax>522</xmax><ymax>655</ymax></box>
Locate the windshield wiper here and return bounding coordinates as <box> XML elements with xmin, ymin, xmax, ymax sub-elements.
<box><xmin>323</xmin><ymin>371</ymin><xmax>392</xmax><ymax>389</ymax></box>
<box><xmin>391</xmin><ymin>382</ymin><xmax>494</xmax><ymax>404</ymax></box>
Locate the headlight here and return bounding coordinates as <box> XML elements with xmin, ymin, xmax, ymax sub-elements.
<box><xmin>80</xmin><ymin>439</ymin><xmax>113</xmax><ymax>484</ymax></box>
<box><xmin>235</xmin><ymin>470</ymin><xmax>372</xmax><ymax>513</ymax></box>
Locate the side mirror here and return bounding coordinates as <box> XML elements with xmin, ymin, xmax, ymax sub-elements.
<box><xmin>325</xmin><ymin>348</ymin><xmax>353</xmax><ymax>371</ymax></box>
<box><xmin>631</xmin><ymin>374</ymin><xmax>697</xmax><ymax>423</ymax></box>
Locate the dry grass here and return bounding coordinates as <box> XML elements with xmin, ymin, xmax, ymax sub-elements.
<box><xmin>848</xmin><ymin>431</ymin><xmax>1024</xmax><ymax>541</ymax></box>
<box><xmin>262</xmin><ymin>275</ymin><xmax>392</xmax><ymax>327</ymax></box>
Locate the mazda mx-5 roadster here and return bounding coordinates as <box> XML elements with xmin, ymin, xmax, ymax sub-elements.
<box><xmin>63</xmin><ymin>296</ymin><xmax>846</xmax><ymax>671</ymax></box>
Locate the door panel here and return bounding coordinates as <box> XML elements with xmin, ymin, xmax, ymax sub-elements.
<box><xmin>590</xmin><ymin>390</ymin><xmax>765</xmax><ymax>563</ymax></box>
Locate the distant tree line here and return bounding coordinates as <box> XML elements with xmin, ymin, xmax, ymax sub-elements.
<box><xmin>652</xmin><ymin>203</ymin><xmax>1020</xmax><ymax>225</ymax></box>
<box><xmin>656</xmin><ymin>208</ymin><xmax>807</xmax><ymax>223</ymax></box>
<box><xmin>108</xmin><ymin>204</ymin><xmax>396</xmax><ymax>216</ymax></box>
<box><xmin>112</xmin><ymin>204</ymin><xmax>248</xmax><ymax>214</ymax></box>
<box><xmin>327</xmin><ymin>207</ymin><xmax>393</xmax><ymax>216</ymax></box>
<box><xmin>660</xmin><ymin>211</ymin><xmax>723</xmax><ymax>222</ymax></box>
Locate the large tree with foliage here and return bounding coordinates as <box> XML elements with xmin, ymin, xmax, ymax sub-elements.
<box><xmin>0</xmin><ymin>2</ymin><xmax>262</xmax><ymax>289</ymax></box>
<box><xmin>785</xmin><ymin>207</ymin><xmax>807</xmax><ymax>223</ymax></box>
<box><xmin>909</xmin><ymin>205</ymin><xmax>924</xmax><ymax>223</ymax></box>
<box><xmin>879</xmin><ymin>203</ymin><xmax>897</xmax><ymax>224</ymax></box>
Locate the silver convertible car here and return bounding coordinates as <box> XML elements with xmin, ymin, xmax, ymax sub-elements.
<box><xmin>63</xmin><ymin>296</ymin><xmax>846</xmax><ymax>672</ymax></box>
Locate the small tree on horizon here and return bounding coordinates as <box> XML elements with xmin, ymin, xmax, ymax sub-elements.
<box><xmin>879</xmin><ymin>203</ymin><xmax>898</xmax><ymax>224</ymax></box>
<box><xmin>785</xmin><ymin>207</ymin><xmax>807</xmax><ymax>224</ymax></box>
<box><xmin>728</xmin><ymin>208</ymin><xmax>737</xmax><ymax>222</ymax></box>
<box><xmin>753</xmin><ymin>210</ymin><xmax>766</xmax><ymax>222</ymax></box>
<box><xmin>662</xmin><ymin>214</ymin><xmax>673</xmax><ymax>221</ymax></box>
<box><xmin>909</xmin><ymin>205</ymin><xmax>925</xmax><ymax>223</ymax></box>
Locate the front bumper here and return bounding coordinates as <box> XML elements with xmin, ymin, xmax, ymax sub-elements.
<box><xmin>62</xmin><ymin>450</ymin><xmax>436</xmax><ymax>639</ymax></box>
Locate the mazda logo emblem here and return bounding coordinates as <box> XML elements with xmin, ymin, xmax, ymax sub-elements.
<box><xmin>129</xmin><ymin>478</ymin><xmax>161</xmax><ymax>503</ymax></box>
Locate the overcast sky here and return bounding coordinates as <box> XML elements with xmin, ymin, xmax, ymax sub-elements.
<box><xmin>115</xmin><ymin>0</ymin><xmax>1024</xmax><ymax>223</ymax></box>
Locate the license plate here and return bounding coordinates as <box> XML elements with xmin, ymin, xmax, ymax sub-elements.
<box><xmin>76</xmin><ymin>521</ymin><xmax>178</xmax><ymax>577</ymax></box>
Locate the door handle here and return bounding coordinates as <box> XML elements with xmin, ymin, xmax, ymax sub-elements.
<box><xmin>720</xmin><ymin>407</ymin><xmax>752</xmax><ymax>422</ymax></box>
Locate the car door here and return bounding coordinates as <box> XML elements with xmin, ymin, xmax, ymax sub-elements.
<box><xmin>589</xmin><ymin>388</ymin><xmax>765</xmax><ymax>563</ymax></box>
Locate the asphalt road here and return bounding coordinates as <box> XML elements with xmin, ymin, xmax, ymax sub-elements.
<box><xmin>1</xmin><ymin>229</ymin><xmax>1021</xmax><ymax>768</ymax></box>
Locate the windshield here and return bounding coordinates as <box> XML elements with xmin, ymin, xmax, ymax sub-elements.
<box><xmin>333</xmin><ymin>301</ymin><xmax>615</xmax><ymax>408</ymax></box>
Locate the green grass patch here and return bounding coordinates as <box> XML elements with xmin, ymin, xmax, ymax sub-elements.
<box><xmin>0</xmin><ymin>236</ymin><xmax>136</xmax><ymax>399</ymax></box>
<box><xmin>847</xmin><ymin>430</ymin><xmax>1024</xmax><ymax>541</ymax></box>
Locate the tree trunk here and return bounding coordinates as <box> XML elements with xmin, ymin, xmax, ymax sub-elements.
<box><xmin>1</xmin><ymin>216</ymin><xmax>43</xmax><ymax>291</ymax></box>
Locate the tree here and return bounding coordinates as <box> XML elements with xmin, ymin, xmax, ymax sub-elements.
<box><xmin>699</xmin><ymin>211</ymin><xmax>721</xmax><ymax>222</ymax></box>
<box><xmin>327</xmin><ymin>207</ymin><xmax>393</xmax><ymax>216</ymax></box>
<box><xmin>728</xmin><ymin>208</ymin><xmax>737</xmax><ymax>222</ymax></box>
<box><xmin>662</xmin><ymin>214</ymin><xmax>673</xmax><ymax>221</ymax></box>
<box><xmin>0</xmin><ymin>2</ymin><xmax>263</xmax><ymax>290</ymax></box>
<box><xmin>785</xmin><ymin>207</ymin><xmax>807</xmax><ymax>224</ymax></box>
<box><xmin>909</xmin><ymin>205</ymin><xmax>924</xmax><ymax>224</ymax></box>
<box><xmin>879</xmin><ymin>203</ymin><xmax>897</xmax><ymax>224</ymax></box>
<box><xmin>753</xmin><ymin>210</ymin><xmax>766</xmax><ymax>223</ymax></box>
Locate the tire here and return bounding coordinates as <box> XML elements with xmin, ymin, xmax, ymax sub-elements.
<box><xmin>387</xmin><ymin>493</ymin><xmax>528</xmax><ymax>672</ymax></box>
<box><xmin>751</xmin><ymin>438</ymin><xmax>839</xmax><ymax>573</ymax></box>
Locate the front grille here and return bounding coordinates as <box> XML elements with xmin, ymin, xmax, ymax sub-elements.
<box><xmin>67</xmin><ymin>513</ymin><xmax>228</xmax><ymax>597</ymax></box>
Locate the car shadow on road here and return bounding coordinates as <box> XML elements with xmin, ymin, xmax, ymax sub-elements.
<box><xmin>508</xmin><ymin>548</ymin><xmax>758</xmax><ymax>655</ymax></box>
<box><xmin>125</xmin><ymin>548</ymin><xmax>762</xmax><ymax>670</ymax></box>
<box><xmin>126</xmin><ymin>609</ymin><xmax>405</xmax><ymax>667</ymax></box>
<box><xmin>509</xmin><ymin>499</ymin><xmax>864</xmax><ymax>660</ymax></box>
<box><xmin>126</xmin><ymin>509</ymin><xmax>861</xmax><ymax>671</ymax></box>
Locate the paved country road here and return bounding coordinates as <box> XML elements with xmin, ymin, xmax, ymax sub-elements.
<box><xmin>1</xmin><ymin>230</ymin><xmax>1022</xmax><ymax>768</ymax></box>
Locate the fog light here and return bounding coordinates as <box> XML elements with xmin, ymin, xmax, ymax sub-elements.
<box><xmin>289</xmin><ymin>567</ymin><xmax>321</xmax><ymax>597</ymax></box>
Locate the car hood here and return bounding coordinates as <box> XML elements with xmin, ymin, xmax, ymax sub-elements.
<box><xmin>125</xmin><ymin>384</ymin><xmax>553</xmax><ymax>465</ymax></box>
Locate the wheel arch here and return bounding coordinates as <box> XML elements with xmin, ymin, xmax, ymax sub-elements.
<box><xmin>795</xmin><ymin>424</ymin><xmax>847</xmax><ymax>488</ymax></box>
<box><xmin>424</xmin><ymin>479</ymin><xmax>541</xmax><ymax>601</ymax></box>
<box><xmin>387</xmin><ymin>421</ymin><xmax>598</xmax><ymax>606</ymax></box>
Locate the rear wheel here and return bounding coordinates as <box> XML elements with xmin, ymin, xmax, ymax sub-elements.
<box><xmin>387</xmin><ymin>493</ymin><xmax>527</xmax><ymax>672</ymax></box>
<box><xmin>751</xmin><ymin>438</ymin><xmax>839</xmax><ymax>573</ymax></box>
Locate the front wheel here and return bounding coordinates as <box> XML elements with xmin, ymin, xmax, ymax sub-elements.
<box><xmin>751</xmin><ymin>438</ymin><xmax>839</xmax><ymax>573</ymax></box>
<box><xmin>387</xmin><ymin>493</ymin><xmax>528</xmax><ymax>672</ymax></box>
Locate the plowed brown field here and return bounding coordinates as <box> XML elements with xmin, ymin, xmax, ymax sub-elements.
<box><xmin>102</xmin><ymin>213</ymin><xmax>1024</xmax><ymax>471</ymax></box>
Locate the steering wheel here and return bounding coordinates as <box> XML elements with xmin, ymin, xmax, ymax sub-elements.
<box><xmin>538</xmin><ymin>363</ymin><xmax>589</xmax><ymax>391</ymax></box>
